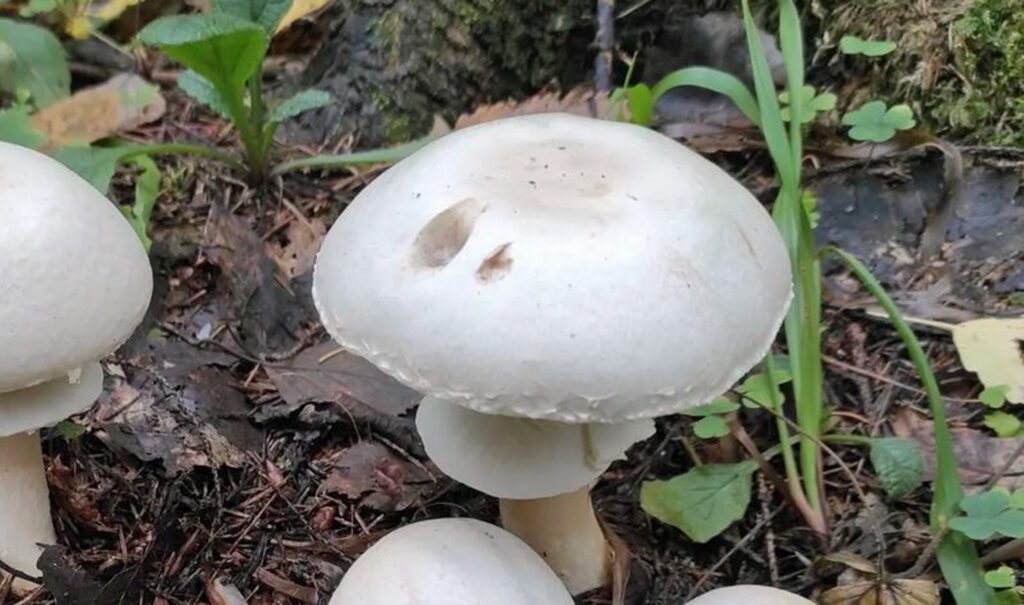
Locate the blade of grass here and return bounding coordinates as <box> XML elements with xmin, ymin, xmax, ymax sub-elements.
<box><xmin>778</xmin><ymin>0</ymin><xmax>804</xmax><ymax>170</ymax></box>
<box><xmin>271</xmin><ymin>136</ymin><xmax>434</xmax><ymax>176</ymax></box>
<box><xmin>650</xmin><ymin>67</ymin><xmax>761</xmax><ymax>125</ymax></box>
<box><xmin>827</xmin><ymin>247</ymin><xmax>994</xmax><ymax>605</ymax></box>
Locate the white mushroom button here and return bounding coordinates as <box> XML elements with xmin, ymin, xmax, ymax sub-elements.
<box><xmin>0</xmin><ymin>142</ymin><xmax>153</xmax><ymax>590</ymax></box>
<box><xmin>312</xmin><ymin>113</ymin><xmax>793</xmax><ymax>595</ymax></box>
<box><xmin>328</xmin><ymin>518</ymin><xmax>574</xmax><ymax>605</ymax></box>
<box><xmin>687</xmin><ymin>585</ymin><xmax>815</xmax><ymax>605</ymax></box>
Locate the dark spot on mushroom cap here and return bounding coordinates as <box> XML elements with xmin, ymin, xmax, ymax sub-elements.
<box><xmin>476</xmin><ymin>242</ymin><xmax>514</xmax><ymax>283</ymax></box>
<box><xmin>411</xmin><ymin>198</ymin><xmax>486</xmax><ymax>268</ymax></box>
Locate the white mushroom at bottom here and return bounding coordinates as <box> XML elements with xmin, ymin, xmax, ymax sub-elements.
<box><xmin>328</xmin><ymin>518</ymin><xmax>573</xmax><ymax>605</ymax></box>
<box><xmin>686</xmin><ymin>585</ymin><xmax>814</xmax><ymax>605</ymax></box>
<box><xmin>0</xmin><ymin>142</ymin><xmax>153</xmax><ymax>589</ymax></box>
<box><xmin>312</xmin><ymin>113</ymin><xmax>793</xmax><ymax>595</ymax></box>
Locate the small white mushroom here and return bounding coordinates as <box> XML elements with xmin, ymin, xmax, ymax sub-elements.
<box><xmin>687</xmin><ymin>585</ymin><xmax>815</xmax><ymax>605</ymax></box>
<box><xmin>0</xmin><ymin>142</ymin><xmax>153</xmax><ymax>589</ymax></box>
<box><xmin>313</xmin><ymin>113</ymin><xmax>792</xmax><ymax>594</ymax></box>
<box><xmin>328</xmin><ymin>518</ymin><xmax>573</xmax><ymax>605</ymax></box>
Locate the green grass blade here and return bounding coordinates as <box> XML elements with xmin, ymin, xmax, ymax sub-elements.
<box><xmin>650</xmin><ymin>67</ymin><xmax>760</xmax><ymax>125</ymax></box>
<box><xmin>778</xmin><ymin>0</ymin><xmax>804</xmax><ymax>170</ymax></box>
<box><xmin>827</xmin><ymin>247</ymin><xmax>994</xmax><ymax>605</ymax></box>
<box><xmin>739</xmin><ymin>0</ymin><xmax>795</xmax><ymax>190</ymax></box>
<box><xmin>271</xmin><ymin>135</ymin><xmax>434</xmax><ymax>176</ymax></box>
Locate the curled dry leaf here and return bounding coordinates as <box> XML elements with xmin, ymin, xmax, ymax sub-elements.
<box><xmin>30</xmin><ymin>73</ymin><xmax>166</xmax><ymax>149</ymax></box>
<box><xmin>454</xmin><ymin>86</ymin><xmax>610</xmax><ymax>130</ymax></box>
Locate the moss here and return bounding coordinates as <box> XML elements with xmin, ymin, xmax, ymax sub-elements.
<box><xmin>810</xmin><ymin>0</ymin><xmax>1024</xmax><ymax>145</ymax></box>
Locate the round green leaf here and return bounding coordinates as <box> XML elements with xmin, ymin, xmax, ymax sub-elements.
<box><xmin>693</xmin><ymin>415</ymin><xmax>730</xmax><ymax>439</ymax></box>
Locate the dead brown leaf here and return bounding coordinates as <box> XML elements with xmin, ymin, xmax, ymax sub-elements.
<box><xmin>263</xmin><ymin>342</ymin><xmax>421</xmax><ymax>419</ymax></box>
<box><xmin>255</xmin><ymin>569</ymin><xmax>317</xmax><ymax>604</ymax></box>
<box><xmin>891</xmin><ymin>409</ymin><xmax>1024</xmax><ymax>491</ymax></box>
<box><xmin>31</xmin><ymin>74</ymin><xmax>165</xmax><ymax>149</ymax></box>
<box><xmin>268</xmin><ymin>217</ymin><xmax>325</xmax><ymax>280</ymax></box>
<box><xmin>820</xmin><ymin>579</ymin><xmax>939</xmax><ymax>605</ymax></box>
<box><xmin>455</xmin><ymin>87</ymin><xmax>610</xmax><ymax>130</ymax></box>
<box><xmin>321</xmin><ymin>441</ymin><xmax>434</xmax><ymax>511</ymax></box>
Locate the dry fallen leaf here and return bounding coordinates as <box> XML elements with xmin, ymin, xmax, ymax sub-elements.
<box><xmin>275</xmin><ymin>0</ymin><xmax>332</xmax><ymax>33</ymax></box>
<box><xmin>206</xmin><ymin>578</ymin><xmax>247</xmax><ymax>605</ymax></box>
<box><xmin>268</xmin><ymin>216</ymin><xmax>325</xmax><ymax>279</ymax></box>
<box><xmin>31</xmin><ymin>73</ymin><xmax>165</xmax><ymax>149</ymax></box>
<box><xmin>455</xmin><ymin>87</ymin><xmax>610</xmax><ymax>130</ymax></box>
<box><xmin>819</xmin><ymin>552</ymin><xmax>938</xmax><ymax>605</ymax></box>
<box><xmin>950</xmin><ymin>318</ymin><xmax>1024</xmax><ymax>404</ymax></box>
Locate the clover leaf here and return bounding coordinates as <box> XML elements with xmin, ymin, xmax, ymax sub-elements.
<box><xmin>842</xmin><ymin>101</ymin><xmax>916</xmax><ymax>142</ymax></box>
<box><xmin>949</xmin><ymin>489</ymin><xmax>1024</xmax><ymax>540</ymax></box>
<box><xmin>839</xmin><ymin>35</ymin><xmax>897</xmax><ymax>57</ymax></box>
<box><xmin>780</xmin><ymin>85</ymin><xmax>836</xmax><ymax>123</ymax></box>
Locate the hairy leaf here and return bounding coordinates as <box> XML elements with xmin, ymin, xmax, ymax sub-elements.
<box><xmin>868</xmin><ymin>437</ymin><xmax>924</xmax><ymax>499</ymax></box>
<box><xmin>641</xmin><ymin>462</ymin><xmax>757</xmax><ymax>543</ymax></box>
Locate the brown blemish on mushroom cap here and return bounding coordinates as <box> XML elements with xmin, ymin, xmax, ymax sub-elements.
<box><xmin>476</xmin><ymin>242</ymin><xmax>514</xmax><ymax>283</ymax></box>
<box><xmin>411</xmin><ymin>198</ymin><xmax>487</xmax><ymax>268</ymax></box>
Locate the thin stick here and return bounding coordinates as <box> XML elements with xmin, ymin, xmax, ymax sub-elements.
<box><xmin>595</xmin><ymin>0</ymin><xmax>615</xmax><ymax>93</ymax></box>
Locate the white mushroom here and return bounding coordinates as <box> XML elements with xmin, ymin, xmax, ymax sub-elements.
<box><xmin>328</xmin><ymin>518</ymin><xmax>573</xmax><ymax>605</ymax></box>
<box><xmin>687</xmin><ymin>585</ymin><xmax>814</xmax><ymax>605</ymax></box>
<box><xmin>313</xmin><ymin>113</ymin><xmax>792</xmax><ymax>594</ymax></box>
<box><xmin>0</xmin><ymin>142</ymin><xmax>153</xmax><ymax>589</ymax></box>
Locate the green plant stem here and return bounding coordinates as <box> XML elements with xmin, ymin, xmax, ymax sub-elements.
<box><xmin>248</xmin><ymin>76</ymin><xmax>271</xmax><ymax>174</ymax></box>
<box><xmin>120</xmin><ymin>143</ymin><xmax>246</xmax><ymax>173</ymax></box>
<box><xmin>271</xmin><ymin>137</ymin><xmax>435</xmax><ymax>176</ymax></box>
<box><xmin>826</xmin><ymin>246</ymin><xmax>994</xmax><ymax>605</ymax></box>
<box><xmin>822</xmin><ymin>433</ymin><xmax>873</xmax><ymax>447</ymax></box>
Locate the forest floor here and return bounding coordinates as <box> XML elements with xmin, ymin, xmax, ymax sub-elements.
<box><xmin>4</xmin><ymin>29</ymin><xmax>1024</xmax><ymax>605</ymax></box>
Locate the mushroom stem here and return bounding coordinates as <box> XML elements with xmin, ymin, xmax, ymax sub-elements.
<box><xmin>0</xmin><ymin>431</ymin><xmax>54</xmax><ymax>590</ymax></box>
<box><xmin>499</xmin><ymin>486</ymin><xmax>611</xmax><ymax>595</ymax></box>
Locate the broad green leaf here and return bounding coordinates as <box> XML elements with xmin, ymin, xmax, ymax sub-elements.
<box><xmin>178</xmin><ymin>70</ymin><xmax>232</xmax><ymax>118</ymax></box>
<box><xmin>842</xmin><ymin>101</ymin><xmax>916</xmax><ymax>143</ymax></box>
<box><xmin>1011</xmin><ymin>489</ymin><xmax>1024</xmax><ymax>510</ymax></box>
<box><xmin>269</xmin><ymin>88</ymin><xmax>331</xmax><ymax>123</ymax></box>
<box><xmin>52</xmin><ymin>419</ymin><xmax>87</xmax><ymax>441</ymax></box>
<box><xmin>641</xmin><ymin>461</ymin><xmax>756</xmax><ymax>543</ymax></box>
<box><xmin>0</xmin><ymin>18</ymin><xmax>70</xmax><ymax>107</ymax></box>
<box><xmin>680</xmin><ymin>399</ymin><xmax>740</xmax><ymax>417</ymax></box>
<box><xmin>18</xmin><ymin>0</ymin><xmax>58</xmax><ymax>17</ymax></box>
<box><xmin>995</xmin><ymin>589</ymin><xmax>1021</xmax><ymax>605</ymax></box>
<box><xmin>122</xmin><ymin>155</ymin><xmax>160</xmax><ymax>251</ymax></box>
<box><xmin>980</xmin><ymin>385</ymin><xmax>1010</xmax><ymax>409</ymax></box>
<box><xmin>868</xmin><ymin>437</ymin><xmax>924</xmax><ymax>499</ymax></box>
<box><xmin>214</xmin><ymin>0</ymin><xmax>291</xmax><ymax>35</ymax></box>
<box><xmin>651</xmin><ymin>66</ymin><xmax>760</xmax><ymax>126</ymax></box>
<box><xmin>0</xmin><ymin>106</ymin><xmax>44</xmax><ymax>147</ymax></box>
<box><xmin>985</xmin><ymin>567</ymin><xmax>1017</xmax><ymax>590</ymax></box>
<box><xmin>839</xmin><ymin>35</ymin><xmax>897</xmax><ymax>57</ymax></box>
<box><xmin>52</xmin><ymin>145</ymin><xmax>136</xmax><ymax>193</ymax></box>
<box><xmin>984</xmin><ymin>411</ymin><xmax>1022</xmax><ymax>438</ymax></box>
<box><xmin>626</xmin><ymin>83</ymin><xmax>654</xmax><ymax>127</ymax></box>
<box><xmin>138</xmin><ymin>14</ymin><xmax>267</xmax><ymax>95</ymax></box>
<box><xmin>693</xmin><ymin>415</ymin><xmax>730</xmax><ymax>439</ymax></box>
<box><xmin>738</xmin><ymin>368</ymin><xmax>791</xmax><ymax>408</ymax></box>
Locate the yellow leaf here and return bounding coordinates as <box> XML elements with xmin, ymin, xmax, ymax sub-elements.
<box><xmin>951</xmin><ymin>318</ymin><xmax>1024</xmax><ymax>404</ymax></box>
<box><xmin>86</xmin><ymin>0</ymin><xmax>144</xmax><ymax>22</ymax></box>
<box><xmin>275</xmin><ymin>0</ymin><xmax>331</xmax><ymax>33</ymax></box>
<box><xmin>65</xmin><ymin>15</ymin><xmax>93</xmax><ymax>40</ymax></box>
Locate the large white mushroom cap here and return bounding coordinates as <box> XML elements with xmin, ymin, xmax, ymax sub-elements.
<box><xmin>314</xmin><ymin>113</ymin><xmax>791</xmax><ymax>423</ymax></box>
<box><xmin>0</xmin><ymin>143</ymin><xmax>153</xmax><ymax>401</ymax></box>
<box><xmin>687</xmin><ymin>585</ymin><xmax>814</xmax><ymax>605</ymax></box>
<box><xmin>328</xmin><ymin>518</ymin><xmax>573</xmax><ymax>605</ymax></box>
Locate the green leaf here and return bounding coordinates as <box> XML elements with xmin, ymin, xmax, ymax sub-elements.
<box><xmin>779</xmin><ymin>85</ymin><xmax>834</xmax><ymax>124</ymax></box>
<box><xmin>52</xmin><ymin>420</ymin><xmax>87</xmax><ymax>441</ymax></box>
<box><xmin>842</xmin><ymin>101</ymin><xmax>917</xmax><ymax>143</ymax></box>
<box><xmin>213</xmin><ymin>0</ymin><xmax>291</xmax><ymax>34</ymax></box>
<box><xmin>122</xmin><ymin>155</ymin><xmax>160</xmax><ymax>252</ymax></box>
<box><xmin>650</xmin><ymin>66</ymin><xmax>760</xmax><ymax>125</ymax></box>
<box><xmin>52</xmin><ymin>145</ymin><xmax>136</xmax><ymax>194</ymax></box>
<box><xmin>0</xmin><ymin>18</ymin><xmax>70</xmax><ymax>107</ymax></box>
<box><xmin>950</xmin><ymin>490</ymin><xmax>1024</xmax><ymax>540</ymax></box>
<box><xmin>1010</xmin><ymin>489</ymin><xmax>1024</xmax><ymax>510</ymax></box>
<box><xmin>980</xmin><ymin>385</ymin><xmax>1010</xmax><ymax>409</ymax></box>
<box><xmin>839</xmin><ymin>35</ymin><xmax>897</xmax><ymax>57</ymax></box>
<box><xmin>0</xmin><ymin>106</ymin><xmax>44</xmax><ymax>147</ymax></box>
<box><xmin>868</xmin><ymin>438</ymin><xmax>924</xmax><ymax>499</ymax></box>
<box><xmin>811</xmin><ymin>92</ymin><xmax>837</xmax><ymax>112</ymax></box>
<box><xmin>138</xmin><ymin>13</ymin><xmax>267</xmax><ymax>95</ymax></box>
<box><xmin>626</xmin><ymin>83</ymin><xmax>654</xmax><ymax>127</ymax></box>
<box><xmin>641</xmin><ymin>462</ymin><xmax>757</xmax><ymax>543</ymax></box>
<box><xmin>737</xmin><ymin>368</ymin><xmax>791</xmax><ymax>408</ymax></box>
<box><xmin>680</xmin><ymin>399</ymin><xmax>740</xmax><ymax>417</ymax></box>
<box><xmin>984</xmin><ymin>411</ymin><xmax>1023</xmax><ymax>438</ymax></box>
<box><xmin>985</xmin><ymin>567</ymin><xmax>1017</xmax><ymax>590</ymax></box>
<box><xmin>801</xmin><ymin>190</ymin><xmax>820</xmax><ymax>229</ymax></box>
<box><xmin>269</xmin><ymin>88</ymin><xmax>331</xmax><ymax>123</ymax></box>
<box><xmin>177</xmin><ymin>70</ymin><xmax>232</xmax><ymax>118</ymax></box>
<box><xmin>693</xmin><ymin>415</ymin><xmax>731</xmax><ymax>439</ymax></box>
<box><xmin>995</xmin><ymin>589</ymin><xmax>1022</xmax><ymax>605</ymax></box>
<box><xmin>18</xmin><ymin>0</ymin><xmax>58</xmax><ymax>18</ymax></box>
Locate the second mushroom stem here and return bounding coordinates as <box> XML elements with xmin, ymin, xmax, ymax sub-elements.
<box><xmin>499</xmin><ymin>485</ymin><xmax>611</xmax><ymax>596</ymax></box>
<box><xmin>0</xmin><ymin>431</ymin><xmax>55</xmax><ymax>589</ymax></box>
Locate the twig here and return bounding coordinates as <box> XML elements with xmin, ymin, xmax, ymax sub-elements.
<box><xmin>595</xmin><ymin>0</ymin><xmax>615</xmax><ymax>92</ymax></box>
<box><xmin>0</xmin><ymin>559</ymin><xmax>42</xmax><ymax>585</ymax></box>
